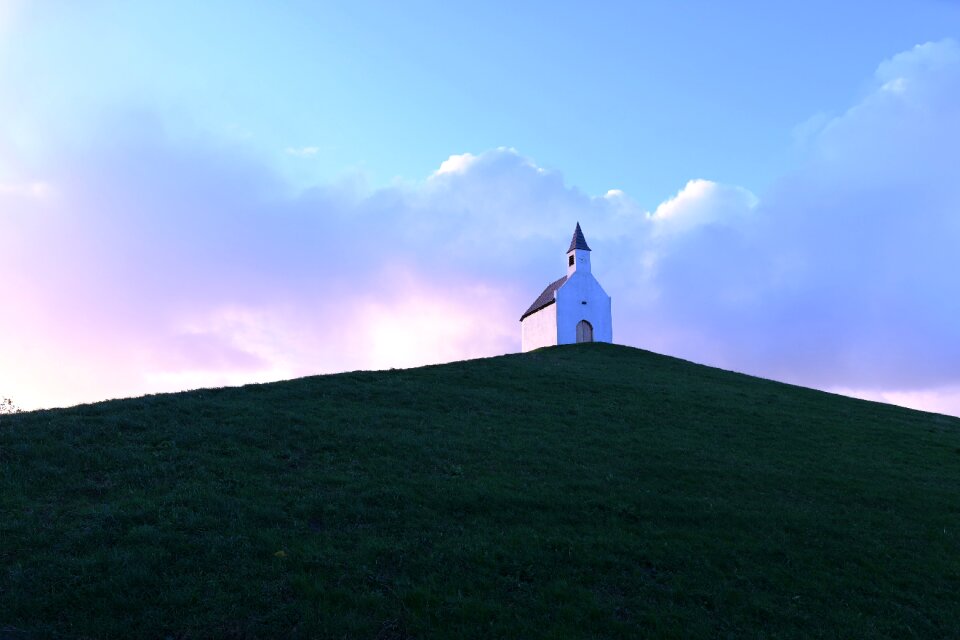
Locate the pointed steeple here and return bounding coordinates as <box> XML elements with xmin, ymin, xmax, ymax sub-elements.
<box><xmin>567</xmin><ymin>222</ymin><xmax>591</xmax><ymax>253</ymax></box>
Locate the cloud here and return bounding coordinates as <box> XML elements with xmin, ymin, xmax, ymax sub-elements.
<box><xmin>0</xmin><ymin>125</ymin><xmax>565</xmax><ymax>409</ymax></box>
<box><xmin>2</xmin><ymin>40</ymin><xmax>960</xmax><ymax>417</ymax></box>
<box><xmin>632</xmin><ymin>38</ymin><xmax>960</xmax><ymax>395</ymax></box>
<box><xmin>285</xmin><ymin>146</ymin><xmax>319</xmax><ymax>157</ymax></box>
<box><xmin>433</xmin><ymin>152</ymin><xmax>476</xmax><ymax>176</ymax></box>
<box><xmin>648</xmin><ymin>179</ymin><xmax>757</xmax><ymax>236</ymax></box>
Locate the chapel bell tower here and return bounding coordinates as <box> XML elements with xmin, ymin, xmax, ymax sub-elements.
<box><xmin>566</xmin><ymin>222</ymin><xmax>592</xmax><ymax>276</ymax></box>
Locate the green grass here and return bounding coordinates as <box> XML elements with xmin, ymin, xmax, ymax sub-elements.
<box><xmin>1</xmin><ymin>343</ymin><xmax>958</xmax><ymax>638</ymax></box>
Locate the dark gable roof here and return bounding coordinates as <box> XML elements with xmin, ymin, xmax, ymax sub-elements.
<box><xmin>567</xmin><ymin>222</ymin><xmax>591</xmax><ymax>252</ymax></box>
<box><xmin>519</xmin><ymin>276</ymin><xmax>567</xmax><ymax>321</ymax></box>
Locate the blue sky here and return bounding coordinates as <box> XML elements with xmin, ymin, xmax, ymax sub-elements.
<box><xmin>7</xmin><ymin>1</ymin><xmax>959</xmax><ymax>200</ymax></box>
<box><xmin>2</xmin><ymin>1</ymin><xmax>960</xmax><ymax>414</ymax></box>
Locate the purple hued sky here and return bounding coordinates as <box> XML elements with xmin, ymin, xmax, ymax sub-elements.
<box><xmin>2</xmin><ymin>2</ymin><xmax>960</xmax><ymax>416</ymax></box>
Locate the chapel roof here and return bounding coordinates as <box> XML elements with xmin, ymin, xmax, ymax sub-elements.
<box><xmin>519</xmin><ymin>275</ymin><xmax>567</xmax><ymax>321</ymax></box>
<box><xmin>567</xmin><ymin>222</ymin><xmax>591</xmax><ymax>252</ymax></box>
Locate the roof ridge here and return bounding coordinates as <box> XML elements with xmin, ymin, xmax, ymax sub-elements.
<box><xmin>519</xmin><ymin>275</ymin><xmax>568</xmax><ymax>321</ymax></box>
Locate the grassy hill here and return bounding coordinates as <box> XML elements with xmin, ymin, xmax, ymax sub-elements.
<box><xmin>1</xmin><ymin>344</ymin><xmax>958</xmax><ymax>639</ymax></box>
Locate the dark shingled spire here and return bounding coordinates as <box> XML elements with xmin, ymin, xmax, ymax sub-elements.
<box><xmin>567</xmin><ymin>222</ymin><xmax>591</xmax><ymax>252</ymax></box>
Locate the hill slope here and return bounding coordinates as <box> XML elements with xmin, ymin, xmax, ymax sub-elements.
<box><xmin>1</xmin><ymin>344</ymin><xmax>958</xmax><ymax>638</ymax></box>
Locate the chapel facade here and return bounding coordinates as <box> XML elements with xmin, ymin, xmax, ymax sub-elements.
<box><xmin>520</xmin><ymin>223</ymin><xmax>612</xmax><ymax>352</ymax></box>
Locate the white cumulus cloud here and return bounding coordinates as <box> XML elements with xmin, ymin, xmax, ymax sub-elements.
<box><xmin>433</xmin><ymin>152</ymin><xmax>477</xmax><ymax>176</ymax></box>
<box><xmin>648</xmin><ymin>179</ymin><xmax>757</xmax><ymax>236</ymax></box>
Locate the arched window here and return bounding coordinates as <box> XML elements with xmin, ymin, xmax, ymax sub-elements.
<box><xmin>576</xmin><ymin>320</ymin><xmax>593</xmax><ymax>343</ymax></box>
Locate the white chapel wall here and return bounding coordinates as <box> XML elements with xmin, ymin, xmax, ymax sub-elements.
<box><xmin>521</xmin><ymin>303</ymin><xmax>558</xmax><ymax>352</ymax></box>
<box><xmin>555</xmin><ymin>271</ymin><xmax>612</xmax><ymax>345</ymax></box>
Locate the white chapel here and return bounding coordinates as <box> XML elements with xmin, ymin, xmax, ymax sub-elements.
<box><xmin>520</xmin><ymin>223</ymin><xmax>613</xmax><ymax>352</ymax></box>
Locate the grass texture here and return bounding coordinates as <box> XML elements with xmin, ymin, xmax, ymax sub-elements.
<box><xmin>1</xmin><ymin>344</ymin><xmax>958</xmax><ymax>638</ymax></box>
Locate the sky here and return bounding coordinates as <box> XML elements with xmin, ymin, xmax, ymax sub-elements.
<box><xmin>2</xmin><ymin>1</ymin><xmax>960</xmax><ymax>416</ymax></box>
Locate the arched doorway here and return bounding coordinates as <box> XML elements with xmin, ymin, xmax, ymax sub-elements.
<box><xmin>576</xmin><ymin>320</ymin><xmax>593</xmax><ymax>343</ymax></box>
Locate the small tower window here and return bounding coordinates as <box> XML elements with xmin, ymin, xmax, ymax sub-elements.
<box><xmin>568</xmin><ymin>255</ymin><xmax>575</xmax><ymax>267</ymax></box>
